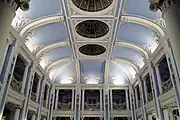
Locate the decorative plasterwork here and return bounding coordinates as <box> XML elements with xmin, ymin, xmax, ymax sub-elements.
<box><xmin>115</xmin><ymin>41</ymin><xmax>149</xmax><ymax>59</ymax></box>
<box><xmin>35</xmin><ymin>41</ymin><xmax>70</xmax><ymax>58</ymax></box>
<box><xmin>121</xmin><ymin>14</ymin><xmax>166</xmax><ymax>37</ymax></box>
<box><xmin>19</xmin><ymin>15</ymin><xmax>64</xmax><ymax>37</ymax></box>
<box><xmin>12</xmin><ymin>16</ymin><xmax>31</xmax><ymax>30</ymax></box>
<box><xmin>81</xmin><ymin>73</ymin><xmax>104</xmax><ymax>84</ymax></box>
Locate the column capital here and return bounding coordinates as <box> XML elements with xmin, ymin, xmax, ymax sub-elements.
<box><xmin>1</xmin><ymin>0</ymin><xmax>30</xmax><ymax>12</ymax></box>
<box><xmin>149</xmin><ymin>0</ymin><xmax>180</xmax><ymax>12</ymax></box>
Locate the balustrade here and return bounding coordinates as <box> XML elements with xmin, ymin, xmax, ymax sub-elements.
<box><xmin>137</xmin><ymin>100</ymin><xmax>141</xmax><ymax>108</ymax></box>
<box><xmin>113</xmin><ymin>102</ymin><xmax>126</xmax><ymax>110</ymax></box>
<box><xmin>31</xmin><ymin>92</ymin><xmax>37</xmax><ymax>102</ymax></box>
<box><xmin>161</xmin><ymin>79</ymin><xmax>173</xmax><ymax>93</ymax></box>
<box><xmin>147</xmin><ymin>92</ymin><xmax>153</xmax><ymax>101</ymax></box>
<box><xmin>84</xmin><ymin>102</ymin><xmax>100</xmax><ymax>111</ymax></box>
<box><xmin>10</xmin><ymin>76</ymin><xmax>22</xmax><ymax>93</ymax></box>
<box><xmin>43</xmin><ymin>100</ymin><xmax>46</xmax><ymax>107</ymax></box>
<box><xmin>58</xmin><ymin>102</ymin><xmax>71</xmax><ymax>110</ymax></box>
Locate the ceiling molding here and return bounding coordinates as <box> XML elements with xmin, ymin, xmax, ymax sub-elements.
<box><xmin>34</xmin><ymin>40</ymin><xmax>148</xmax><ymax>60</ymax></box>
<box><xmin>121</xmin><ymin>14</ymin><xmax>166</xmax><ymax>37</ymax></box>
<box><xmin>46</xmin><ymin>57</ymin><xmax>139</xmax><ymax>77</ymax></box>
<box><xmin>115</xmin><ymin>41</ymin><xmax>149</xmax><ymax>59</ymax></box>
<box><xmin>36</xmin><ymin>41</ymin><xmax>70</xmax><ymax>58</ymax></box>
<box><xmin>46</xmin><ymin>57</ymin><xmax>73</xmax><ymax>72</ymax></box>
<box><xmin>112</xmin><ymin>58</ymin><xmax>140</xmax><ymax>73</ymax></box>
<box><xmin>19</xmin><ymin>15</ymin><xmax>64</xmax><ymax>37</ymax></box>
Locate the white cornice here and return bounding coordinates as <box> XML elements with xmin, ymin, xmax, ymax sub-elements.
<box><xmin>115</xmin><ymin>41</ymin><xmax>149</xmax><ymax>59</ymax></box>
<box><xmin>36</xmin><ymin>41</ymin><xmax>70</xmax><ymax>58</ymax></box>
<box><xmin>19</xmin><ymin>15</ymin><xmax>64</xmax><ymax>37</ymax></box>
<box><xmin>121</xmin><ymin>14</ymin><xmax>166</xmax><ymax>37</ymax></box>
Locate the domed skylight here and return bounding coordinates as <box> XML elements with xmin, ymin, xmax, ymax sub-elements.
<box><xmin>79</xmin><ymin>44</ymin><xmax>106</xmax><ymax>56</ymax></box>
<box><xmin>76</xmin><ymin>20</ymin><xmax>109</xmax><ymax>38</ymax></box>
<box><xmin>72</xmin><ymin>0</ymin><xmax>113</xmax><ymax>12</ymax></box>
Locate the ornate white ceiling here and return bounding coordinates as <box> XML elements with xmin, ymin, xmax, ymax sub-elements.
<box><xmin>12</xmin><ymin>0</ymin><xmax>166</xmax><ymax>85</ymax></box>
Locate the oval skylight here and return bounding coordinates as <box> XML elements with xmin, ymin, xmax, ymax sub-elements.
<box><xmin>79</xmin><ymin>44</ymin><xmax>106</xmax><ymax>56</ymax></box>
<box><xmin>76</xmin><ymin>20</ymin><xmax>109</xmax><ymax>38</ymax></box>
<box><xmin>72</xmin><ymin>0</ymin><xmax>113</xmax><ymax>12</ymax></box>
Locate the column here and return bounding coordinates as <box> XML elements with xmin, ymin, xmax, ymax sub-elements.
<box><xmin>143</xmin><ymin>80</ymin><xmax>148</xmax><ymax>104</ymax></box>
<box><xmin>22</xmin><ymin>65</ymin><xmax>35</xmax><ymax>120</ymax></box>
<box><xmin>139</xmin><ymin>78</ymin><xmax>148</xmax><ymax>120</ymax></box>
<box><xmin>104</xmin><ymin>88</ymin><xmax>110</xmax><ymax>120</ymax></box>
<box><xmin>110</xmin><ymin>89</ymin><xmax>113</xmax><ymax>111</ymax></box>
<box><xmin>129</xmin><ymin>90</ymin><xmax>134</xmax><ymax>120</ymax></box>
<box><xmin>0</xmin><ymin>0</ymin><xmax>29</xmax><ymax>73</ymax></box>
<box><xmin>129</xmin><ymin>85</ymin><xmax>137</xmax><ymax>120</ymax></box>
<box><xmin>126</xmin><ymin>89</ymin><xmax>129</xmax><ymax>110</ymax></box>
<box><xmin>36</xmin><ymin>78</ymin><xmax>41</xmax><ymax>102</ymax></box>
<box><xmin>134</xmin><ymin>88</ymin><xmax>138</xmax><ymax>108</ymax></box>
<box><xmin>163</xmin><ymin>108</ymin><xmax>169</xmax><ymax>120</ymax></box>
<box><xmin>46</xmin><ymin>87</ymin><xmax>50</xmax><ymax>108</ymax></box>
<box><xmin>71</xmin><ymin>89</ymin><xmax>75</xmax><ymax>111</ymax></box>
<box><xmin>82</xmin><ymin>89</ymin><xmax>85</xmax><ymax>111</ymax></box>
<box><xmin>37</xmin><ymin>76</ymin><xmax>45</xmax><ymax>120</ymax></box>
<box><xmin>31</xmin><ymin>114</ymin><xmax>36</xmax><ymax>120</ymax></box>
<box><xmin>75</xmin><ymin>87</ymin><xmax>81</xmax><ymax>120</ymax></box>
<box><xmin>13</xmin><ymin>107</ymin><xmax>20</xmax><ymax>120</ymax></box>
<box><xmin>100</xmin><ymin>89</ymin><xmax>102</xmax><ymax>111</ymax></box>
<box><xmin>150</xmin><ymin>63</ymin><xmax>164</xmax><ymax>120</ymax></box>
<box><xmin>155</xmin><ymin>64</ymin><xmax>163</xmax><ymax>94</ymax></box>
<box><xmin>21</xmin><ymin>63</ymin><xmax>29</xmax><ymax>94</ymax></box>
<box><xmin>55</xmin><ymin>89</ymin><xmax>59</xmax><ymax>110</ymax></box>
<box><xmin>149</xmin><ymin>0</ymin><xmax>180</xmax><ymax>111</ymax></box>
<box><xmin>0</xmin><ymin>54</ymin><xmax>18</xmax><ymax>119</ymax></box>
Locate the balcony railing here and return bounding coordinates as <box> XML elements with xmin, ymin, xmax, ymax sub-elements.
<box><xmin>147</xmin><ymin>92</ymin><xmax>153</xmax><ymax>101</ymax></box>
<box><xmin>58</xmin><ymin>102</ymin><xmax>71</xmax><ymax>110</ymax></box>
<box><xmin>31</xmin><ymin>92</ymin><xmax>37</xmax><ymax>102</ymax></box>
<box><xmin>43</xmin><ymin>100</ymin><xmax>46</xmax><ymax>107</ymax></box>
<box><xmin>161</xmin><ymin>79</ymin><xmax>173</xmax><ymax>93</ymax></box>
<box><xmin>10</xmin><ymin>76</ymin><xmax>22</xmax><ymax>93</ymax></box>
<box><xmin>113</xmin><ymin>102</ymin><xmax>126</xmax><ymax>110</ymax></box>
<box><xmin>138</xmin><ymin>100</ymin><xmax>141</xmax><ymax>108</ymax></box>
<box><xmin>84</xmin><ymin>102</ymin><xmax>100</xmax><ymax>111</ymax></box>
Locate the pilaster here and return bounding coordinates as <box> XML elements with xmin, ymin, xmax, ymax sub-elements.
<box><xmin>55</xmin><ymin>88</ymin><xmax>59</xmax><ymax>110</ymax></box>
<box><xmin>82</xmin><ymin>89</ymin><xmax>85</xmax><ymax>111</ymax></box>
<box><xmin>71</xmin><ymin>89</ymin><xmax>75</xmax><ymax>111</ymax></box>
<box><xmin>21</xmin><ymin>63</ymin><xmax>29</xmax><ymax>94</ymax></box>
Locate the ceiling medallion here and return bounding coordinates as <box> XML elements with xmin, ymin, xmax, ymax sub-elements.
<box><xmin>72</xmin><ymin>0</ymin><xmax>113</xmax><ymax>12</ymax></box>
<box><xmin>76</xmin><ymin>20</ymin><xmax>109</xmax><ymax>38</ymax></box>
<box><xmin>79</xmin><ymin>44</ymin><xmax>106</xmax><ymax>56</ymax></box>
